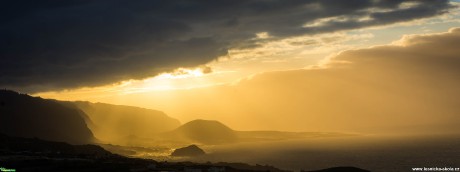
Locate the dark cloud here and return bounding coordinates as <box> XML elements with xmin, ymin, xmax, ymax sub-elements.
<box><xmin>0</xmin><ymin>0</ymin><xmax>452</xmax><ymax>92</ymax></box>
<box><xmin>131</xmin><ymin>28</ymin><xmax>460</xmax><ymax>133</ymax></box>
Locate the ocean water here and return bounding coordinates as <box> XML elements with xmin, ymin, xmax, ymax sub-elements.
<box><xmin>173</xmin><ymin>134</ymin><xmax>460</xmax><ymax>172</ymax></box>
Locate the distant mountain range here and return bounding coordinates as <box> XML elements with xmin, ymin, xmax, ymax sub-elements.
<box><xmin>1</xmin><ymin>90</ymin><xmax>353</xmax><ymax>146</ymax></box>
<box><xmin>1</xmin><ymin>90</ymin><xmax>183</xmax><ymax>145</ymax></box>
<box><xmin>62</xmin><ymin>101</ymin><xmax>181</xmax><ymax>142</ymax></box>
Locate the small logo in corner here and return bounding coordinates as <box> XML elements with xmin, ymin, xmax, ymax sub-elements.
<box><xmin>0</xmin><ymin>167</ymin><xmax>16</xmax><ymax>172</ymax></box>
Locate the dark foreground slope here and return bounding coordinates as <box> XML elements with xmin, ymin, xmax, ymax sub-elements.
<box><xmin>0</xmin><ymin>133</ymin><xmax>288</xmax><ymax>172</ymax></box>
<box><xmin>0</xmin><ymin>133</ymin><xmax>155</xmax><ymax>172</ymax></box>
<box><xmin>0</xmin><ymin>90</ymin><xmax>94</xmax><ymax>144</ymax></box>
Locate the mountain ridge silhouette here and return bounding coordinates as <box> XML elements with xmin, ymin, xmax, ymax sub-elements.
<box><xmin>0</xmin><ymin>90</ymin><xmax>95</xmax><ymax>144</ymax></box>
<box><xmin>165</xmin><ymin>119</ymin><xmax>239</xmax><ymax>144</ymax></box>
<box><xmin>63</xmin><ymin>101</ymin><xmax>181</xmax><ymax>143</ymax></box>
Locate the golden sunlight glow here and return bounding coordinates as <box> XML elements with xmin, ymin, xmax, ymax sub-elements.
<box><xmin>34</xmin><ymin>11</ymin><xmax>460</xmax><ymax>132</ymax></box>
<box><xmin>158</xmin><ymin>68</ymin><xmax>205</xmax><ymax>79</ymax></box>
<box><xmin>35</xmin><ymin>66</ymin><xmax>235</xmax><ymax>100</ymax></box>
<box><xmin>255</xmin><ymin>32</ymin><xmax>270</xmax><ymax>39</ymax></box>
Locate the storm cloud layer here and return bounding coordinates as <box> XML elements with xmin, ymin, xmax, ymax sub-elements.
<box><xmin>0</xmin><ymin>0</ymin><xmax>452</xmax><ymax>92</ymax></box>
<box><xmin>113</xmin><ymin>27</ymin><xmax>460</xmax><ymax>133</ymax></box>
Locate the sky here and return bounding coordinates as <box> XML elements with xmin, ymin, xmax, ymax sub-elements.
<box><xmin>2</xmin><ymin>0</ymin><xmax>460</xmax><ymax>133</ymax></box>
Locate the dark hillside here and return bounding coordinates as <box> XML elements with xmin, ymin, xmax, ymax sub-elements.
<box><xmin>0</xmin><ymin>90</ymin><xmax>95</xmax><ymax>144</ymax></box>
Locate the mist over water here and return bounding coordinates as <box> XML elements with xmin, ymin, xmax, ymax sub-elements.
<box><xmin>161</xmin><ymin>134</ymin><xmax>460</xmax><ymax>172</ymax></box>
